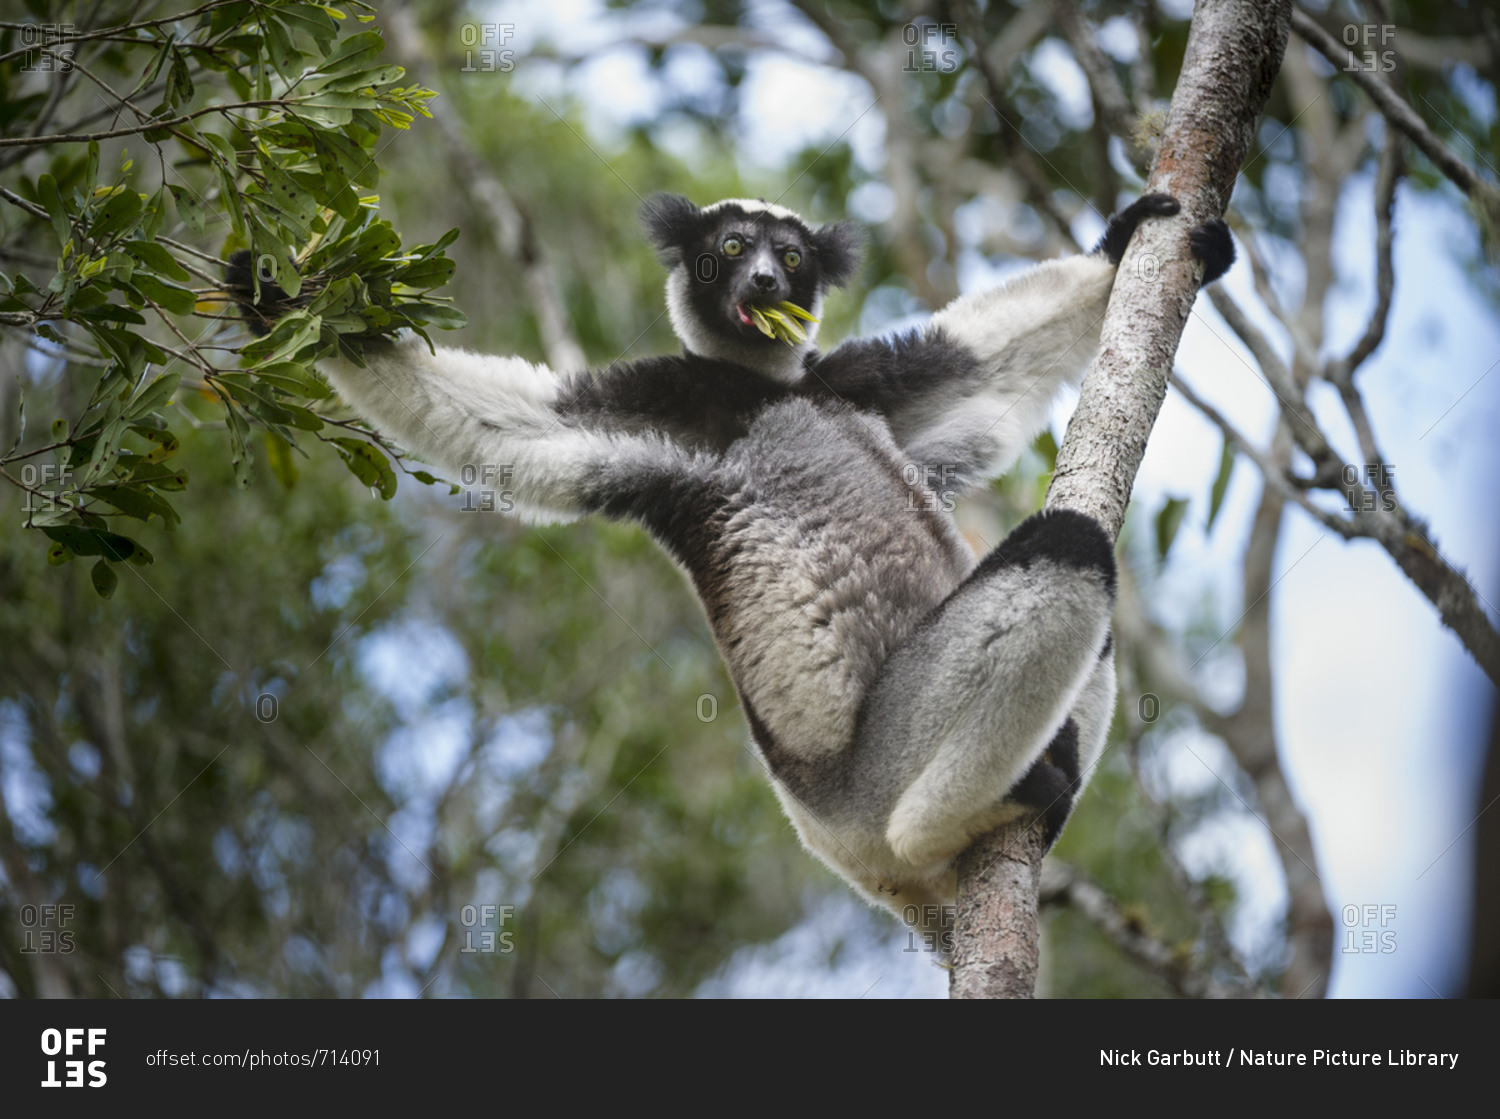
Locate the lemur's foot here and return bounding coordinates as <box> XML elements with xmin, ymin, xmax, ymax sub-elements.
<box><xmin>1189</xmin><ymin>217</ymin><xmax>1235</xmax><ymax>284</ymax></box>
<box><xmin>1007</xmin><ymin>719</ymin><xmax>1083</xmax><ymax>849</ymax></box>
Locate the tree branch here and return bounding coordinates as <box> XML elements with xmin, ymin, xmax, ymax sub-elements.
<box><xmin>1039</xmin><ymin>861</ymin><xmax>1249</xmax><ymax>998</ymax></box>
<box><xmin>1291</xmin><ymin>8</ymin><xmax>1490</xmax><ymax>200</ymax></box>
<box><xmin>949</xmin><ymin>0</ymin><xmax>1292</xmax><ymax>1000</ymax></box>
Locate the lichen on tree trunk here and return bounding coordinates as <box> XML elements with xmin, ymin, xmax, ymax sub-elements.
<box><xmin>950</xmin><ymin>0</ymin><xmax>1293</xmax><ymax>999</ymax></box>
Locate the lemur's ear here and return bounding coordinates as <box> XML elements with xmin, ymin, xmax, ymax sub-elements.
<box><xmin>641</xmin><ymin>193</ymin><xmax>704</xmax><ymax>263</ymax></box>
<box><xmin>812</xmin><ymin>220</ymin><xmax>865</xmax><ymax>288</ymax></box>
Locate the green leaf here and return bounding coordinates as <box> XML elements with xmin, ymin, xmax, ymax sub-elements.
<box><xmin>91</xmin><ymin>559</ymin><xmax>119</xmax><ymax>598</ymax></box>
<box><xmin>41</xmin><ymin>525</ymin><xmax>152</xmax><ymax>565</ymax></box>
<box><xmin>92</xmin><ymin>483</ymin><xmax>179</xmax><ymax>527</ymax></box>
<box><xmin>133</xmin><ymin>274</ymin><xmax>197</xmax><ymax>315</ymax></box>
<box><xmin>246</xmin><ymin>361</ymin><xmax>330</xmax><ymax>399</ymax></box>
<box><xmin>240</xmin><ymin>310</ymin><xmax>321</xmax><ymax>364</ymax></box>
<box><xmin>411</xmin><ymin>229</ymin><xmax>461</xmax><ymax>260</ymax></box>
<box><xmin>398</xmin><ymin>302</ymin><xmax>466</xmax><ymax>330</ymax></box>
<box><xmin>331</xmin><ymin>436</ymin><xmax>396</xmax><ymax>499</ymax></box>
<box><xmin>169</xmin><ymin>185</ymin><xmax>208</xmax><ymax>235</ymax></box>
<box><xmin>1155</xmin><ymin>497</ymin><xmax>1189</xmax><ymax>561</ymax></box>
<box><xmin>318</xmin><ymin>29</ymin><xmax>385</xmax><ymax>73</ymax></box>
<box><xmin>138</xmin><ymin>39</ymin><xmax>172</xmax><ymax>93</ymax></box>
<box><xmin>263</xmin><ymin>17</ymin><xmax>304</xmax><ymax>83</ymax></box>
<box><xmin>218</xmin><ymin>163</ymin><xmax>246</xmax><ymax>237</ymax></box>
<box><xmin>165</xmin><ymin>47</ymin><xmax>195</xmax><ymax>106</ymax></box>
<box><xmin>127</xmin><ymin>372</ymin><xmax>180</xmax><ymax>419</ymax></box>
<box><xmin>264</xmin><ymin>430</ymin><xmax>298</xmax><ymax>489</ymax></box>
<box><xmin>225</xmin><ymin>403</ymin><xmax>254</xmax><ymax>489</ymax></box>
<box><xmin>38</xmin><ymin>174</ymin><xmax>72</xmax><ymax>252</ymax></box>
<box><xmin>1206</xmin><ymin>437</ymin><xmax>1235</xmax><ymax>532</ymax></box>
<box><xmin>91</xmin><ymin>188</ymin><xmax>145</xmax><ymax>242</ymax></box>
<box><xmin>248</xmin><ymin>214</ymin><xmax>302</xmax><ymax>298</ymax></box>
<box><xmin>276</xmin><ymin>4</ymin><xmax>340</xmax><ymax>45</ymax></box>
<box><xmin>84</xmin><ymin>140</ymin><xmax>100</xmax><ymax>193</ymax></box>
<box><xmin>124</xmin><ymin>239</ymin><xmax>191</xmax><ymax>281</ymax></box>
<box><xmin>310</xmin><ymin>128</ymin><xmax>377</xmax><ymax>188</ymax></box>
<box><xmin>142</xmin><ymin>186</ymin><xmax>166</xmax><ymax>240</ymax></box>
<box><xmin>254</xmin><ymin>154</ymin><xmax>321</xmax><ymax>225</ymax></box>
<box><xmin>322</xmin><ymin>64</ymin><xmax>405</xmax><ymax>91</ymax></box>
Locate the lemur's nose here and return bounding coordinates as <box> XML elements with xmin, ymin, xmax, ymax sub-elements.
<box><xmin>752</xmin><ymin>271</ymin><xmax>777</xmax><ymax>291</ymax></box>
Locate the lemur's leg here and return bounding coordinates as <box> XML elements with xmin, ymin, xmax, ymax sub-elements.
<box><xmin>847</xmin><ymin>509</ymin><xmax>1116</xmax><ymax>868</ymax></box>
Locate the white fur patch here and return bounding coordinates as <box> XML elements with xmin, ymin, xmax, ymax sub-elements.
<box><xmin>702</xmin><ymin>197</ymin><xmax>807</xmax><ymax>226</ymax></box>
<box><xmin>320</xmin><ymin>334</ymin><xmax>638</xmax><ymax>522</ymax></box>
<box><xmin>664</xmin><ymin>267</ymin><xmax>817</xmax><ymax>384</ymax></box>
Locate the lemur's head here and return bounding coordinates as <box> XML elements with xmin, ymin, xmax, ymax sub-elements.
<box><xmin>642</xmin><ymin>194</ymin><xmax>863</xmax><ymax>382</ymax></box>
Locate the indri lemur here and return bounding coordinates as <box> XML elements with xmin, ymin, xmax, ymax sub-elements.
<box><xmin>243</xmin><ymin>193</ymin><xmax>1232</xmax><ymax>917</ymax></box>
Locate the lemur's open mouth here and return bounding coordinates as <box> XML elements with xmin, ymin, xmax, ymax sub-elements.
<box><xmin>735</xmin><ymin>300</ymin><xmax>818</xmax><ymax>345</ymax></box>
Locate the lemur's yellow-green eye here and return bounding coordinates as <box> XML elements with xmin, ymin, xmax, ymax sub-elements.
<box><xmin>723</xmin><ymin>237</ymin><xmax>743</xmax><ymax>257</ymax></box>
<box><xmin>783</xmin><ymin>249</ymin><xmax>801</xmax><ymax>269</ymax></box>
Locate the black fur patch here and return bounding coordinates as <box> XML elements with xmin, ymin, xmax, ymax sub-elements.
<box><xmin>1099</xmin><ymin>629</ymin><xmax>1114</xmax><ymax>661</ymax></box>
<box><xmin>1007</xmin><ymin>718</ymin><xmax>1081</xmax><ymax>847</ymax></box>
<box><xmin>1189</xmin><ymin>218</ymin><xmax>1235</xmax><ymax>284</ymax></box>
<box><xmin>563</xmin><ymin>353</ymin><xmax>786</xmax><ymax>455</ymax></box>
<box><xmin>640</xmin><ymin>193</ymin><xmax>706</xmax><ymax>265</ymax></box>
<box><xmin>808</xmin><ymin>328</ymin><xmax>982</xmax><ymax>413</ymax></box>
<box><xmin>223</xmin><ymin>249</ymin><xmax>292</xmax><ymax>336</ymax></box>
<box><xmin>1093</xmin><ymin>192</ymin><xmax>1179</xmax><ymax>265</ymax></box>
<box><xmin>975</xmin><ymin>508</ymin><xmax>1117</xmax><ymax>602</ymax></box>
<box><xmin>810</xmin><ymin>220</ymin><xmax>865</xmax><ymax>288</ymax></box>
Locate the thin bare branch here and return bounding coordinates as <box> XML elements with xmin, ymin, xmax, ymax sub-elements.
<box><xmin>1292</xmin><ymin>8</ymin><xmax>1487</xmax><ymax>198</ymax></box>
<box><xmin>1040</xmin><ymin>861</ymin><xmax>1251</xmax><ymax>997</ymax></box>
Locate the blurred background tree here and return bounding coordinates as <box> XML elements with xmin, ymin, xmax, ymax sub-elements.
<box><xmin>2</xmin><ymin>0</ymin><xmax>1497</xmax><ymax>997</ymax></box>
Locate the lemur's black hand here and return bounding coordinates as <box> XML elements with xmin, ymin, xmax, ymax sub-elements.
<box><xmin>223</xmin><ymin>249</ymin><xmax>292</xmax><ymax>337</ymax></box>
<box><xmin>1189</xmin><ymin>217</ymin><xmax>1235</xmax><ymax>285</ymax></box>
<box><xmin>1095</xmin><ymin>193</ymin><xmax>1235</xmax><ymax>285</ymax></box>
<box><xmin>1094</xmin><ymin>192</ymin><xmax>1179</xmax><ymax>265</ymax></box>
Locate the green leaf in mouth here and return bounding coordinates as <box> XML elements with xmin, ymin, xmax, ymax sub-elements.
<box><xmin>748</xmin><ymin>300</ymin><xmax>819</xmax><ymax>345</ymax></box>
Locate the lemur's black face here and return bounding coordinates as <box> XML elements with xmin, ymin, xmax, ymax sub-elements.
<box><xmin>642</xmin><ymin>194</ymin><xmax>863</xmax><ymax>348</ymax></box>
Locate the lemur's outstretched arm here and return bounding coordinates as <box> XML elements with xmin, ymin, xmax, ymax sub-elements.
<box><xmin>319</xmin><ymin>340</ymin><xmax>675</xmax><ymax>523</ymax></box>
<box><xmin>813</xmin><ymin>195</ymin><xmax>1233</xmax><ymax>488</ymax></box>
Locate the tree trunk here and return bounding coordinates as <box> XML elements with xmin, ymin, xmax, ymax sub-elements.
<box><xmin>950</xmin><ymin>0</ymin><xmax>1292</xmax><ymax>999</ymax></box>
